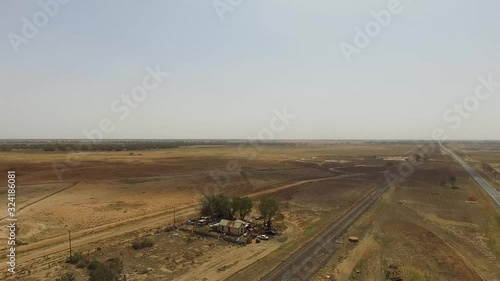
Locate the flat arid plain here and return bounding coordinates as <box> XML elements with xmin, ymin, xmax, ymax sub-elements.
<box><xmin>1</xmin><ymin>141</ymin><xmax>500</xmax><ymax>281</ymax></box>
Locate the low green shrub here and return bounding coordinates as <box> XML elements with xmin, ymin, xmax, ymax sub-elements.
<box><xmin>131</xmin><ymin>238</ymin><xmax>154</xmax><ymax>250</ymax></box>
<box><xmin>66</xmin><ymin>252</ymin><xmax>83</xmax><ymax>264</ymax></box>
<box><xmin>56</xmin><ymin>272</ymin><xmax>76</xmax><ymax>281</ymax></box>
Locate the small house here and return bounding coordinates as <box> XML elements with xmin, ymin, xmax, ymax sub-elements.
<box><xmin>219</xmin><ymin>219</ymin><xmax>246</xmax><ymax>236</ymax></box>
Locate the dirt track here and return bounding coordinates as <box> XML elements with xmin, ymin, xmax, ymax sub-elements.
<box><xmin>0</xmin><ymin>174</ymin><xmax>358</xmax><ymax>276</ymax></box>
<box><xmin>441</xmin><ymin>144</ymin><xmax>500</xmax><ymax>208</ymax></box>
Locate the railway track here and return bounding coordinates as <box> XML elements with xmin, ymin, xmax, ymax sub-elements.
<box><xmin>261</xmin><ymin>182</ymin><xmax>388</xmax><ymax>281</ymax></box>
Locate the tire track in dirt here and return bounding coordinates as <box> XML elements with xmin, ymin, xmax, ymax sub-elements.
<box><xmin>0</xmin><ymin>181</ymin><xmax>80</xmax><ymax>220</ymax></box>
<box><xmin>422</xmin><ymin>226</ymin><xmax>485</xmax><ymax>281</ymax></box>
<box><xmin>0</xmin><ymin>174</ymin><xmax>356</xmax><ymax>273</ymax></box>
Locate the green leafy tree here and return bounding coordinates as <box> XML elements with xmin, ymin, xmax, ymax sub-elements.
<box><xmin>414</xmin><ymin>154</ymin><xmax>422</xmax><ymax>162</ymax></box>
<box><xmin>231</xmin><ymin>196</ymin><xmax>241</xmax><ymax>218</ymax></box>
<box><xmin>200</xmin><ymin>193</ymin><xmax>232</xmax><ymax>219</ymax></box>
<box><xmin>259</xmin><ymin>197</ymin><xmax>280</xmax><ymax>230</ymax></box>
<box><xmin>232</xmin><ymin>197</ymin><xmax>253</xmax><ymax>220</ymax></box>
<box><xmin>450</xmin><ymin>175</ymin><xmax>457</xmax><ymax>188</ymax></box>
<box><xmin>238</xmin><ymin>197</ymin><xmax>253</xmax><ymax>220</ymax></box>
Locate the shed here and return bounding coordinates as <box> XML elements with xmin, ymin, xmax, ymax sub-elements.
<box><xmin>219</xmin><ymin>219</ymin><xmax>246</xmax><ymax>236</ymax></box>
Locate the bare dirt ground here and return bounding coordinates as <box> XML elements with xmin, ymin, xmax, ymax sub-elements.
<box><xmin>0</xmin><ymin>174</ymin><xmax>359</xmax><ymax>279</ymax></box>
<box><xmin>314</xmin><ymin>146</ymin><xmax>500</xmax><ymax>281</ymax></box>
<box><xmin>0</xmin><ymin>143</ymin><xmax>430</xmax><ymax>280</ymax></box>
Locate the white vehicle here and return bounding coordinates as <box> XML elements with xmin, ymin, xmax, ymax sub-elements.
<box><xmin>257</xmin><ymin>235</ymin><xmax>269</xmax><ymax>240</ymax></box>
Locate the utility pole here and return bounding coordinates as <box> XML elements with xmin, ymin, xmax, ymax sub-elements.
<box><xmin>68</xmin><ymin>230</ymin><xmax>72</xmax><ymax>258</ymax></box>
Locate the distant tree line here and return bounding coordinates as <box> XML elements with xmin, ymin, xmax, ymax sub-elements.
<box><xmin>0</xmin><ymin>140</ymin><xmax>211</xmax><ymax>152</ymax></box>
<box><xmin>0</xmin><ymin>140</ymin><xmax>304</xmax><ymax>152</ymax></box>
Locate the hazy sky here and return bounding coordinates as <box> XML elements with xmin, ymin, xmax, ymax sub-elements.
<box><xmin>1</xmin><ymin>0</ymin><xmax>499</xmax><ymax>140</ymax></box>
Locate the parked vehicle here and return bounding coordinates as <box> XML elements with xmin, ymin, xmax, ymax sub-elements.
<box><xmin>257</xmin><ymin>235</ymin><xmax>269</xmax><ymax>240</ymax></box>
<box><xmin>265</xmin><ymin>230</ymin><xmax>276</xmax><ymax>235</ymax></box>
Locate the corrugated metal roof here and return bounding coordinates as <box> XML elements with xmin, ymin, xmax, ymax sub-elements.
<box><xmin>219</xmin><ymin>219</ymin><xmax>245</xmax><ymax>228</ymax></box>
<box><xmin>220</xmin><ymin>219</ymin><xmax>230</xmax><ymax>226</ymax></box>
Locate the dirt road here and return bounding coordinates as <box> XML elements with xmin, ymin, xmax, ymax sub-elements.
<box><xmin>441</xmin><ymin>144</ymin><xmax>500</xmax><ymax>208</ymax></box>
<box><xmin>0</xmin><ymin>174</ymin><xmax>357</xmax><ymax>274</ymax></box>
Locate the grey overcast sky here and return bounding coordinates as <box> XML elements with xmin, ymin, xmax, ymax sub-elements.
<box><xmin>1</xmin><ymin>0</ymin><xmax>499</xmax><ymax>140</ymax></box>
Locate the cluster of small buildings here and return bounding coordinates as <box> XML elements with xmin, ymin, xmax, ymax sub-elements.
<box><xmin>218</xmin><ymin>219</ymin><xmax>246</xmax><ymax>235</ymax></box>
<box><xmin>187</xmin><ymin>216</ymin><xmax>274</xmax><ymax>239</ymax></box>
